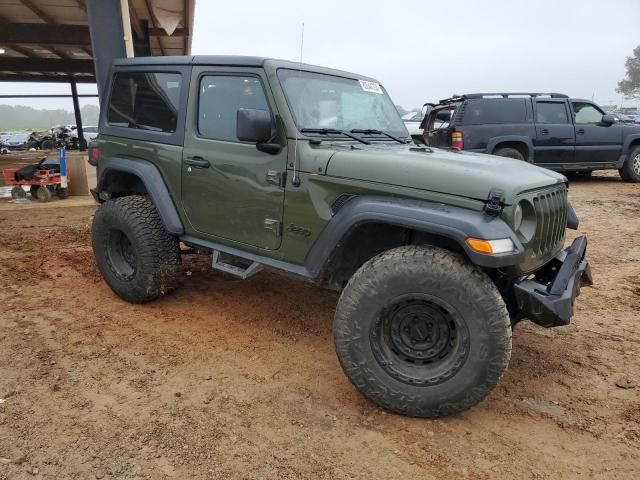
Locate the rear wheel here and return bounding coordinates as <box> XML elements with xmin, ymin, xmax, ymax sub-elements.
<box><xmin>494</xmin><ymin>147</ymin><xmax>525</xmax><ymax>161</ymax></box>
<box><xmin>334</xmin><ymin>245</ymin><xmax>512</xmax><ymax>418</ymax></box>
<box><xmin>35</xmin><ymin>186</ymin><xmax>52</xmax><ymax>202</ymax></box>
<box><xmin>619</xmin><ymin>146</ymin><xmax>640</xmax><ymax>183</ymax></box>
<box><xmin>92</xmin><ymin>195</ymin><xmax>182</xmax><ymax>303</ymax></box>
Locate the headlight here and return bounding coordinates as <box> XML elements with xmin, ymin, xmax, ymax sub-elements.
<box><xmin>513</xmin><ymin>203</ymin><xmax>523</xmax><ymax>231</ymax></box>
<box><xmin>515</xmin><ymin>200</ymin><xmax>537</xmax><ymax>242</ymax></box>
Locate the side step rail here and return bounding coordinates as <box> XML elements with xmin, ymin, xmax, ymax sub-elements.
<box><xmin>212</xmin><ymin>250</ymin><xmax>263</xmax><ymax>279</ymax></box>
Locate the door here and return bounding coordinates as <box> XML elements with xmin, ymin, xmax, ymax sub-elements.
<box><xmin>181</xmin><ymin>68</ymin><xmax>287</xmax><ymax>250</ymax></box>
<box><xmin>532</xmin><ymin>100</ymin><xmax>575</xmax><ymax>165</ymax></box>
<box><xmin>571</xmin><ymin>101</ymin><xmax>623</xmax><ymax>164</ymax></box>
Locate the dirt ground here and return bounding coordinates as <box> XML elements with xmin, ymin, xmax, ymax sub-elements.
<box><xmin>0</xmin><ymin>164</ymin><xmax>639</xmax><ymax>479</ymax></box>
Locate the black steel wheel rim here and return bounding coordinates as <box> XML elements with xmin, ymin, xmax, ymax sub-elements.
<box><xmin>370</xmin><ymin>294</ymin><xmax>470</xmax><ymax>387</ymax></box>
<box><xmin>106</xmin><ymin>228</ymin><xmax>137</xmax><ymax>281</ymax></box>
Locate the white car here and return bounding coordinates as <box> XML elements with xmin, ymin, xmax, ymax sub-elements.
<box><xmin>402</xmin><ymin>111</ymin><xmax>425</xmax><ymax>140</ymax></box>
<box><xmin>82</xmin><ymin>126</ymin><xmax>99</xmax><ymax>142</ymax></box>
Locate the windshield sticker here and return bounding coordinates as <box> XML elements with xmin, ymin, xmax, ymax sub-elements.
<box><xmin>359</xmin><ymin>80</ymin><xmax>383</xmax><ymax>95</ymax></box>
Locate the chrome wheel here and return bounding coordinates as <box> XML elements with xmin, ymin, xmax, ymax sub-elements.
<box><xmin>633</xmin><ymin>154</ymin><xmax>640</xmax><ymax>176</ymax></box>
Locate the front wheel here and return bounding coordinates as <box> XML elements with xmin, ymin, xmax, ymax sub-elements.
<box><xmin>619</xmin><ymin>146</ymin><xmax>640</xmax><ymax>183</ymax></box>
<box><xmin>92</xmin><ymin>195</ymin><xmax>182</xmax><ymax>303</ymax></box>
<box><xmin>334</xmin><ymin>245</ymin><xmax>512</xmax><ymax>418</ymax></box>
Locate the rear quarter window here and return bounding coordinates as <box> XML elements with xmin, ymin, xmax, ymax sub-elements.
<box><xmin>461</xmin><ymin>98</ymin><xmax>528</xmax><ymax>125</ymax></box>
<box><xmin>107</xmin><ymin>72</ymin><xmax>182</xmax><ymax>133</ymax></box>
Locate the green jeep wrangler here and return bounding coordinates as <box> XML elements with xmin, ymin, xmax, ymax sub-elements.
<box><xmin>90</xmin><ymin>56</ymin><xmax>592</xmax><ymax>417</ymax></box>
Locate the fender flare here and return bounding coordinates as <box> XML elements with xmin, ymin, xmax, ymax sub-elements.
<box><xmin>486</xmin><ymin>136</ymin><xmax>535</xmax><ymax>162</ymax></box>
<box><xmin>96</xmin><ymin>156</ymin><xmax>184</xmax><ymax>235</ymax></box>
<box><xmin>305</xmin><ymin>196</ymin><xmax>525</xmax><ymax>277</ymax></box>
<box><xmin>622</xmin><ymin>134</ymin><xmax>640</xmax><ymax>157</ymax></box>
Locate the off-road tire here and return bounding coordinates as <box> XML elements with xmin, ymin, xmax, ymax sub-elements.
<box><xmin>334</xmin><ymin>245</ymin><xmax>512</xmax><ymax>418</ymax></box>
<box><xmin>619</xmin><ymin>146</ymin><xmax>640</xmax><ymax>183</ymax></box>
<box><xmin>493</xmin><ymin>147</ymin><xmax>525</xmax><ymax>161</ymax></box>
<box><xmin>92</xmin><ymin>195</ymin><xmax>181</xmax><ymax>303</ymax></box>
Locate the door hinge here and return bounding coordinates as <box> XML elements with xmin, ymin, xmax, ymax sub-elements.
<box><xmin>264</xmin><ymin>218</ymin><xmax>281</xmax><ymax>236</ymax></box>
<box><xmin>485</xmin><ymin>189</ymin><xmax>504</xmax><ymax>216</ymax></box>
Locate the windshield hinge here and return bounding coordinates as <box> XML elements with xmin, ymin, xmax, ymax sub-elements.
<box><xmin>485</xmin><ymin>189</ymin><xmax>504</xmax><ymax>216</ymax></box>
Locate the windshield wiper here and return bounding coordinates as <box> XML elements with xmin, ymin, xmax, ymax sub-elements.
<box><xmin>350</xmin><ymin>129</ymin><xmax>408</xmax><ymax>144</ymax></box>
<box><xmin>300</xmin><ymin>128</ymin><xmax>370</xmax><ymax>145</ymax></box>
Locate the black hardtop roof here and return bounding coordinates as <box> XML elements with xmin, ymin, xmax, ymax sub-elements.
<box><xmin>113</xmin><ymin>55</ymin><xmax>271</xmax><ymax>67</ymax></box>
<box><xmin>111</xmin><ymin>56</ymin><xmax>379</xmax><ymax>82</ymax></box>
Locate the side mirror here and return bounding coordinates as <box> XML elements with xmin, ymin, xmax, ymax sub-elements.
<box><xmin>601</xmin><ymin>114</ymin><xmax>616</xmax><ymax>125</ymax></box>
<box><xmin>237</xmin><ymin>108</ymin><xmax>273</xmax><ymax>143</ymax></box>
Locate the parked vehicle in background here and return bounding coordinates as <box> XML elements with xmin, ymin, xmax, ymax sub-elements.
<box><xmin>0</xmin><ymin>132</ymin><xmax>13</xmax><ymax>145</ymax></box>
<box><xmin>89</xmin><ymin>56</ymin><xmax>591</xmax><ymax>418</ymax></box>
<box><xmin>608</xmin><ymin>112</ymin><xmax>635</xmax><ymax>124</ymax></box>
<box><xmin>401</xmin><ymin>111</ymin><xmax>424</xmax><ymax>141</ymax></box>
<box><xmin>422</xmin><ymin>93</ymin><xmax>640</xmax><ymax>182</ymax></box>
<box><xmin>3</xmin><ymin>133</ymin><xmax>30</xmax><ymax>150</ymax></box>
<box><xmin>82</xmin><ymin>126</ymin><xmax>99</xmax><ymax>142</ymax></box>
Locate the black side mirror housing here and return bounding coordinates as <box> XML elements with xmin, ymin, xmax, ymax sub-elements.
<box><xmin>601</xmin><ymin>114</ymin><xmax>616</xmax><ymax>125</ymax></box>
<box><xmin>237</xmin><ymin>108</ymin><xmax>273</xmax><ymax>143</ymax></box>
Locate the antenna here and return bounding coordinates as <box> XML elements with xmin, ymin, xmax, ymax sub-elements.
<box><xmin>291</xmin><ymin>22</ymin><xmax>304</xmax><ymax>188</ymax></box>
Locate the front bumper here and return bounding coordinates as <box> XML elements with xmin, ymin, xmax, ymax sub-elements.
<box><xmin>513</xmin><ymin>235</ymin><xmax>592</xmax><ymax>328</ymax></box>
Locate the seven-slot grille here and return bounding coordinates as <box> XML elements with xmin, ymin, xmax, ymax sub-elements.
<box><xmin>529</xmin><ymin>185</ymin><xmax>567</xmax><ymax>258</ymax></box>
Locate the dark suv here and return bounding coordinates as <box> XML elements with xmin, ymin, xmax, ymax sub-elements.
<box><xmin>421</xmin><ymin>93</ymin><xmax>640</xmax><ymax>182</ymax></box>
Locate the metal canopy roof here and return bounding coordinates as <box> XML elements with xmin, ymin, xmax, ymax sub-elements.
<box><xmin>0</xmin><ymin>0</ymin><xmax>195</xmax><ymax>84</ymax></box>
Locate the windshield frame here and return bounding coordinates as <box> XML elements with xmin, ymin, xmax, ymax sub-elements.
<box><xmin>276</xmin><ymin>68</ymin><xmax>409</xmax><ymax>140</ymax></box>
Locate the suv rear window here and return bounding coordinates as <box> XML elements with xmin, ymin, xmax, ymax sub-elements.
<box><xmin>107</xmin><ymin>72</ymin><xmax>182</xmax><ymax>133</ymax></box>
<box><xmin>462</xmin><ymin>98</ymin><xmax>527</xmax><ymax>125</ymax></box>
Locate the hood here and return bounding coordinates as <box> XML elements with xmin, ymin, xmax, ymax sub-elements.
<box><xmin>325</xmin><ymin>145</ymin><xmax>565</xmax><ymax>204</ymax></box>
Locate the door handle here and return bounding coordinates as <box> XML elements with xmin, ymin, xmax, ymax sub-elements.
<box><xmin>577</xmin><ymin>129</ymin><xmax>585</xmax><ymax>135</ymax></box>
<box><xmin>540</xmin><ymin>128</ymin><xmax>549</xmax><ymax>135</ymax></box>
<box><xmin>185</xmin><ymin>156</ymin><xmax>210</xmax><ymax>168</ymax></box>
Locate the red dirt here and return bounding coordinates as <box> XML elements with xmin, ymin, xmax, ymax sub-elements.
<box><xmin>0</xmin><ymin>171</ymin><xmax>639</xmax><ymax>479</ymax></box>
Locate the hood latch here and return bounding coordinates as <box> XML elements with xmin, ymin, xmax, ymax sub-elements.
<box><xmin>485</xmin><ymin>189</ymin><xmax>504</xmax><ymax>216</ymax></box>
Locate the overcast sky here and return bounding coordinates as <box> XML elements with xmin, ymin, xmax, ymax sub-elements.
<box><xmin>1</xmin><ymin>0</ymin><xmax>638</xmax><ymax>111</ymax></box>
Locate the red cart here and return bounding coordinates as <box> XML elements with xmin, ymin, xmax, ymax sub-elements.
<box><xmin>2</xmin><ymin>167</ymin><xmax>69</xmax><ymax>202</ymax></box>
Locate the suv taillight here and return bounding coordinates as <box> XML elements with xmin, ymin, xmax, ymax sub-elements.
<box><xmin>88</xmin><ymin>142</ymin><xmax>100</xmax><ymax>166</ymax></box>
<box><xmin>451</xmin><ymin>131</ymin><xmax>464</xmax><ymax>150</ymax></box>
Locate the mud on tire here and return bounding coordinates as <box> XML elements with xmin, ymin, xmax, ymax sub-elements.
<box><xmin>92</xmin><ymin>195</ymin><xmax>181</xmax><ymax>303</ymax></box>
<box><xmin>334</xmin><ymin>245</ymin><xmax>512</xmax><ymax>418</ymax></box>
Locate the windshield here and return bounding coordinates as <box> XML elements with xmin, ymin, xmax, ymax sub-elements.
<box><xmin>278</xmin><ymin>69</ymin><xmax>407</xmax><ymax>136</ymax></box>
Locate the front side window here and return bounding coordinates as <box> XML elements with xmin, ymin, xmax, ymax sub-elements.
<box><xmin>107</xmin><ymin>72</ymin><xmax>181</xmax><ymax>133</ymax></box>
<box><xmin>277</xmin><ymin>69</ymin><xmax>407</xmax><ymax>135</ymax></box>
<box><xmin>573</xmin><ymin>102</ymin><xmax>603</xmax><ymax>124</ymax></box>
<box><xmin>198</xmin><ymin>75</ymin><xmax>269</xmax><ymax>142</ymax></box>
<box><xmin>535</xmin><ymin>102</ymin><xmax>569</xmax><ymax>124</ymax></box>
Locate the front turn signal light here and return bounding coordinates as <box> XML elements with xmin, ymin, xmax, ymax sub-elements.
<box><xmin>466</xmin><ymin>237</ymin><xmax>515</xmax><ymax>255</ymax></box>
